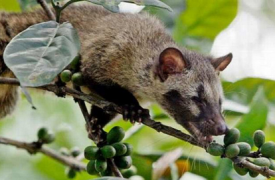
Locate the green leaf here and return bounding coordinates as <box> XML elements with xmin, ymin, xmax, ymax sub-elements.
<box><xmin>223</xmin><ymin>78</ymin><xmax>275</xmax><ymax>105</ymax></box>
<box><xmin>3</xmin><ymin>21</ymin><xmax>80</xmax><ymax>87</ymax></box>
<box><xmin>144</xmin><ymin>0</ymin><xmax>185</xmax><ymax>30</ymax></box>
<box><xmin>88</xmin><ymin>0</ymin><xmax>172</xmax><ymax>12</ymax></box>
<box><xmin>187</xmin><ymin>158</ymin><xmax>216</xmax><ymax>179</ymax></box>
<box><xmin>213</xmin><ymin>159</ymin><xmax>232</xmax><ymax>180</ymax></box>
<box><xmin>173</xmin><ymin>0</ymin><xmax>237</xmax><ymax>42</ymax></box>
<box><xmin>236</xmin><ymin>87</ymin><xmax>268</xmax><ymax>146</ymax></box>
<box><xmin>0</xmin><ymin>0</ymin><xmax>21</xmax><ymax>12</ymax></box>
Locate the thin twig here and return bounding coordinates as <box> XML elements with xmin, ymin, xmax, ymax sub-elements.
<box><xmin>73</xmin><ymin>86</ymin><xmax>92</xmax><ymax>129</ymax></box>
<box><xmin>73</xmin><ymin>85</ymin><xmax>123</xmax><ymax>178</ymax></box>
<box><xmin>36</xmin><ymin>0</ymin><xmax>55</xmax><ymax>20</ymax></box>
<box><xmin>107</xmin><ymin>159</ymin><xmax>123</xmax><ymax>177</ymax></box>
<box><xmin>51</xmin><ymin>0</ymin><xmax>77</xmax><ymax>22</ymax></box>
<box><xmin>0</xmin><ymin>136</ymin><xmax>86</xmax><ymax>171</ymax></box>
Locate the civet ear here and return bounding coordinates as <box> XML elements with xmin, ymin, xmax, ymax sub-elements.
<box><xmin>211</xmin><ymin>53</ymin><xmax>233</xmax><ymax>71</ymax></box>
<box><xmin>157</xmin><ymin>47</ymin><xmax>188</xmax><ymax>82</ymax></box>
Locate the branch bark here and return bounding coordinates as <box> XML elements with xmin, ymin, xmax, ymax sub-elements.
<box><xmin>0</xmin><ymin>136</ymin><xmax>86</xmax><ymax>171</ymax></box>
<box><xmin>36</xmin><ymin>0</ymin><xmax>55</xmax><ymax>20</ymax></box>
<box><xmin>233</xmin><ymin>157</ymin><xmax>275</xmax><ymax>178</ymax></box>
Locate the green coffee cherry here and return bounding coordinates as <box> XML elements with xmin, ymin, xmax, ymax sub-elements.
<box><xmin>224</xmin><ymin>128</ymin><xmax>240</xmax><ymax>146</ymax></box>
<box><xmin>70</xmin><ymin>54</ymin><xmax>81</xmax><ymax>70</ymax></box>
<box><xmin>37</xmin><ymin>127</ymin><xmax>55</xmax><ymax>143</ymax></box>
<box><xmin>236</xmin><ymin>142</ymin><xmax>251</xmax><ymax>156</ymax></box>
<box><xmin>225</xmin><ymin>144</ymin><xmax>240</xmax><ymax>158</ymax></box>
<box><xmin>107</xmin><ymin>126</ymin><xmax>125</xmax><ymax>144</ymax></box>
<box><xmin>233</xmin><ymin>164</ymin><xmax>248</xmax><ymax>176</ymax></box>
<box><xmin>269</xmin><ymin>159</ymin><xmax>275</xmax><ymax>170</ymax></box>
<box><xmin>60</xmin><ymin>70</ymin><xmax>72</xmax><ymax>83</ymax></box>
<box><xmin>122</xmin><ymin>166</ymin><xmax>137</xmax><ymax>178</ymax></box>
<box><xmin>70</xmin><ymin>147</ymin><xmax>81</xmax><ymax>157</ymax></box>
<box><xmin>84</xmin><ymin>146</ymin><xmax>99</xmax><ymax>160</ymax></box>
<box><xmin>66</xmin><ymin>168</ymin><xmax>77</xmax><ymax>179</ymax></box>
<box><xmin>95</xmin><ymin>158</ymin><xmax>108</xmax><ymax>172</ymax></box>
<box><xmin>43</xmin><ymin>133</ymin><xmax>55</xmax><ymax>144</ymax></box>
<box><xmin>72</xmin><ymin>72</ymin><xmax>84</xmax><ymax>86</ymax></box>
<box><xmin>253</xmin><ymin>130</ymin><xmax>265</xmax><ymax>148</ymax></box>
<box><xmin>249</xmin><ymin>170</ymin><xmax>259</xmax><ymax>178</ymax></box>
<box><xmin>261</xmin><ymin>142</ymin><xmax>275</xmax><ymax>159</ymax></box>
<box><xmin>112</xmin><ymin>143</ymin><xmax>127</xmax><ymax>156</ymax></box>
<box><xmin>100</xmin><ymin>166</ymin><xmax>113</xmax><ymax>176</ymax></box>
<box><xmin>37</xmin><ymin>127</ymin><xmax>48</xmax><ymax>140</ymax></box>
<box><xmin>60</xmin><ymin>148</ymin><xmax>70</xmax><ymax>156</ymax></box>
<box><xmin>101</xmin><ymin>145</ymin><xmax>116</xmax><ymax>159</ymax></box>
<box><xmin>207</xmin><ymin>142</ymin><xmax>225</xmax><ymax>156</ymax></box>
<box><xmin>87</xmin><ymin>160</ymin><xmax>97</xmax><ymax>175</ymax></box>
<box><xmin>253</xmin><ymin>157</ymin><xmax>271</xmax><ymax>167</ymax></box>
<box><xmin>115</xmin><ymin>156</ymin><xmax>132</xmax><ymax>169</ymax></box>
<box><xmin>124</xmin><ymin>143</ymin><xmax>133</xmax><ymax>156</ymax></box>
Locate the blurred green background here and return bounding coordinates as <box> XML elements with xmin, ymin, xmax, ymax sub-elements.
<box><xmin>0</xmin><ymin>0</ymin><xmax>275</xmax><ymax>180</ymax></box>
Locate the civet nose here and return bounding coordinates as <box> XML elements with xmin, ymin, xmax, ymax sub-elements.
<box><xmin>215</xmin><ymin>123</ymin><xmax>228</xmax><ymax>135</ymax></box>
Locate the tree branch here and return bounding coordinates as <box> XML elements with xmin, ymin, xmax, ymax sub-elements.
<box><xmin>0</xmin><ymin>77</ymin><xmax>274</xmax><ymax>178</ymax></box>
<box><xmin>0</xmin><ymin>136</ymin><xmax>86</xmax><ymax>171</ymax></box>
<box><xmin>36</xmin><ymin>0</ymin><xmax>55</xmax><ymax>20</ymax></box>
<box><xmin>0</xmin><ymin>77</ymin><xmax>201</xmax><ymax>148</ymax></box>
<box><xmin>233</xmin><ymin>157</ymin><xmax>275</xmax><ymax>178</ymax></box>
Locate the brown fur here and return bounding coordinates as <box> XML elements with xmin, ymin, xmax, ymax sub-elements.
<box><xmin>0</xmin><ymin>5</ymin><xmax>231</xmax><ymax>138</ymax></box>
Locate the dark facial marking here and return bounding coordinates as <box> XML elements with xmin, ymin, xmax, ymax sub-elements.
<box><xmin>192</xmin><ymin>84</ymin><xmax>206</xmax><ymax>106</ymax></box>
<box><xmin>197</xmin><ymin>84</ymin><xmax>205</xmax><ymax>98</ymax></box>
<box><xmin>163</xmin><ymin>90</ymin><xmax>187</xmax><ymax>115</ymax></box>
<box><xmin>164</xmin><ymin>90</ymin><xmax>183</xmax><ymax>103</ymax></box>
<box><xmin>163</xmin><ymin>90</ymin><xmax>194</xmax><ymax>123</ymax></box>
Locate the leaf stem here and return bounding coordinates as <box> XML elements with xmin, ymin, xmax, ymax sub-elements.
<box><xmin>51</xmin><ymin>0</ymin><xmax>79</xmax><ymax>23</ymax></box>
<box><xmin>60</xmin><ymin>0</ymin><xmax>79</xmax><ymax>11</ymax></box>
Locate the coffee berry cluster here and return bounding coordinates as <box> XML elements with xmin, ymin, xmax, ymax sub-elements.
<box><xmin>207</xmin><ymin>128</ymin><xmax>275</xmax><ymax>177</ymax></box>
<box><xmin>59</xmin><ymin>54</ymin><xmax>84</xmax><ymax>86</ymax></box>
<box><xmin>84</xmin><ymin>126</ymin><xmax>134</xmax><ymax>177</ymax></box>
